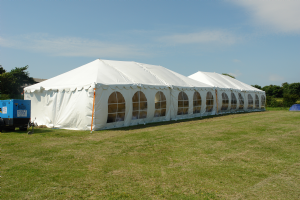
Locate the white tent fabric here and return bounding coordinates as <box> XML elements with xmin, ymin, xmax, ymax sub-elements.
<box><xmin>189</xmin><ymin>71</ymin><xmax>266</xmax><ymax>113</ymax></box>
<box><xmin>25</xmin><ymin>59</ymin><xmax>220</xmax><ymax>130</ymax></box>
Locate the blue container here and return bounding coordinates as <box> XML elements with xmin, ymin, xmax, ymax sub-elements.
<box><xmin>0</xmin><ymin>99</ymin><xmax>31</xmax><ymax>130</ymax></box>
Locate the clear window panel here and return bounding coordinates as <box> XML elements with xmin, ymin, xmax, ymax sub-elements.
<box><xmin>139</xmin><ymin>111</ymin><xmax>147</xmax><ymax>119</ymax></box>
<box><xmin>161</xmin><ymin>109</ymin><xmax>166</xmax><ymax>116</ymax></box>
<box><xmin>108</xmin><ymin>92</ymin><xmax>117</xmax><ymax>104</ymax></box>
<box><xmin>178</xmin><ymin>92</ymin><xmax>183</xmax><ymax>100</ymax></box>
<box><xmin>183</xmin><ymin>92</ymin><xmax>188</xmax><ymax>100</ymax></box>
<box><xmin>133</xmin><ymin>102</ymin><xmax>139</xmax><ymax>111</ymax></box>
<box><xmin>108</xmin><ymin>104</ymin><xmax>118</xmax><ymax>113</ymax></box>
<box><xmin>197</xmin><ymin>100</ymin><xmax>201</xmax><ymax>106</ymax></box>
<box><xmin>206</xmin><ymin>105</ymin><xmax>213</xmax><ymax>112</ymax></box>
<box><xmin>107</xmin><ymin>92</ymin><xmax>126</xmax><ymax>124</ymax></box>
<box><xmin>132</xmin><ymin>92</ymin><xmax>139</xmax><ymax>102</ymax></box>
<box><xmin>183</xmin><ymin>108</ymin><xmax>189</xmax><ymax>115</ymax></box>
<box><xmin>161</xmin><ymin>101</ymin><xmax>166</xmax><ymax>109</ymax></box>
<box><xmin>132</xmin><ymin>111</ymin><xmax>139</xmax><ymax>120</ymax></box>
<box><xmin>116</xmin><ymin>113</ymin><xmax>125</xmax><ymax>122</ymax></box>
<box><xmin>155</xmin><ymin>102</ymin><xmax>161</xmax><ymax>109</ymax></box>
<box><xmin>183</xmin><ymin>100</ymin><xmax>189</xmax><ymax>107</ymax></box>
<box><xmin>154</xmin><ymin>109</ymin><xmax>161</xmax><ymax>117</ymax></box>
<box><xmin>140</xmin><ymin>102</ymin><xmax>147</xmax><ymax>110</ymax></box>
<box><xmin>194</xmin><ymin>92</ymin><xmax>201</xmax><ymax>101</ymax></box>
<box><xmin>140</xmin><ymin>92</ymin><xmax>147</xmax><ymax>101</ymax></box>
<box><xmin>193</xmin><ymin>107</ymin><xmax>197</xmax><ymax>113</ymax></box>
<box><xmin>177</xmin><ymin>108</ymin><xmax>183</xmax><ymax>115</ymax></box>
<box><xmin>161</xmin><ymin>92</ymin><xmax>166</xmax><ymax>101</ymax></box>
<box><xmin>155</xmin><ymin>92</ymin><xmax>161</xmax><ymax>102</ymax></box>
<box><xmin>107</xmin><ymin>113</ymin><xmax>116</xmax><ymax>123</ymax></box>
<box><xmin>178</xmin><ymin>101</ymin><xmax>184</xmax><ymax>107</ymax></box>
<box><xmin>117</xmin><ymin>103</ymin><xmax>126</xmax><ymax>112</ymax></box>
<box><xmin>117</xmin><ymin>92</ymin><xmax>125</xmax><ymax>103</ymax></box>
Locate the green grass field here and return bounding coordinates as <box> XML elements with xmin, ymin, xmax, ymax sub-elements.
<box><xmin>2</xmin><ymin>110</ymin><xmax>300</xmax><ymax>199</ymax></box>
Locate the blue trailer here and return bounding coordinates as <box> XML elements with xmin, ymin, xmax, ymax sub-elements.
<box><xmin>0</xmin><ymin>99</ymin><xmax>31</xmax><ymax>132</ymax></box>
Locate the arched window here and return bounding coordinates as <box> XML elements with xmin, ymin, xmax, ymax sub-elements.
<box><xmin>238</xmin><ymin>93</ymin><xmax>244</xmax><ymax>110</ymax></box>
<box><xmin>255</xmin><ymin>94</ymin><xmax>259</xmax><ymax>109</ymax></box>
<box><xmin>132</xmin><ymin>91</ymin><xmax>147</xmax><ymax>120</ymax></box>
<box><xmin>206</xmin><ymin>92</ymin><xmax>214</xmax><ymax>112</ymax></box>
<box><xmin>178</xmin><ymin>91</ymin><xmax>189</xmax><ymax>115</ymax></box>
<box><xmin>231</xmin><ymin>93</ymin><xmax>237</xmax><ymax>110</ymax></box>
<box><xmin>154</xmin><ymin>91</ymin><xmax>166</xmax><ymax>117</ymax></box>
<box><xmin>248</xmin><ymin>94</ymin><xmax>253</xmax><ymax>109</ymax></box>
<box><xmin>261</xmin><ymin>95</ymin><xmax>266</xmax><ymax>109</ymax></box>
<box><xmin>221</xmin><ymin>93</ymin><xmax>229</xmax><ymax>111</ymax></box>
<box><xmin>107</xmin><ymin>92</ymin><xmax>125</xmax><ymax>123</ymax></box>
<box><xmin>193</xmin><ymin>91</ymin><xmax>202</xmax><ymax>114</ymax></box>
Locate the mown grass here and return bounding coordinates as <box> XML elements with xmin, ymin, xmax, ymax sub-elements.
<box><xmin>2</xmin><ymin>110</ymin><xmax>300</xmax><ymax>199</ymax></box>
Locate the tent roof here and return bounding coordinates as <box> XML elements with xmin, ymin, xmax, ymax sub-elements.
<box><xmin>25</xmin><ymin>59</ymin><xmax>213</xmax><ymax>92</ymax></box>
<box><xmin>189</xmin><ymin>71</ymin><xmax>264</xmax><ymax>93</ymax></box>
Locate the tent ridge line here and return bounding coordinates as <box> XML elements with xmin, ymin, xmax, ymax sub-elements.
<box><xmin>100</xmin><ymin>59</ymin><xmax>136</xmax><ymax>85</ymax></box>
<box><xmin>135</xmin><ymin>62</ymin><xmax>172</xmax><ymax>88</ymax></box>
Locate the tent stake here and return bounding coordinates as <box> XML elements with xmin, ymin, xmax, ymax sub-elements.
<box><xmin>91</xmin><ymin>88</ymin><xmax>96</xmax><ymax>133</ymax></box>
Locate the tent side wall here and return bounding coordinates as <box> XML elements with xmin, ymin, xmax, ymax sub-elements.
<box><xmin>94</xmin><ymin>86</ymin><xmax>172</xmax><ymax>130</ymax></box>
<box><xmin>93</xmin><ymin>86</ymin><xmax>218</xmax><ymax>130</ymax></box>
<box><xmin>25</xmin><ymin>89</ymin><xmax>93</xmax><ymax>130</ymax></box>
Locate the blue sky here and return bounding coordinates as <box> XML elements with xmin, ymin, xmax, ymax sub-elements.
<box><xmin>1</xmin><ymin>0</ymin><xmax>299</xmax><ymax>87</ymax></box>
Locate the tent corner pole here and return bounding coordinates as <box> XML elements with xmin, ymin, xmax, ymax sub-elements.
<box><xmin>90</xmin><ymin>88</ymin><xmax>96</xmax><ymax>133</ymax></box>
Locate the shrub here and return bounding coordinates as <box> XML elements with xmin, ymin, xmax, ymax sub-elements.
<box><xmin>266</xmin><ymin>96</ymin><xmax>280</xmax><ymax>107</ymax></box>
<box><xmin>0</xmin><ymin>94</ymin><xmax>11</xmax><ymax>100</ymax></box>
<box><xmin>283</xmin><ymin>94</ymin><xmax>300</xmax><ymax>107</ymax></box>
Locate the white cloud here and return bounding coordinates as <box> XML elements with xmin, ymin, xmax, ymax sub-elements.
<box><xmin>0</xmin><ymin>35</ymin><xmax>146</xmax><ymax>58</ymax></box>
<box><xmin>230</xmin><ymin>0</ymin><xmax>300</xmax><ymax>33</ymax></box>
<box><xmin>269</xmin><ymin>74</ymin><xmax>284</xmax><ymax>81</ymax></box>
<box><xmin>159</xmin><ymin>30</ymin><xmax>240</xmax><ymax>45</ymax></box>
<box><xmin>233</xmin><ymin>59</ymin><xmax>241</xmax><ymax>63</ymax></box>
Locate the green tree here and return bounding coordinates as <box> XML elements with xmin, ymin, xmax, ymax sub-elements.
<box><xmin>222</xmin><ymin>73</ymin><xmax>235</xmax><ymax>79</ymax></box>
<box><xmin>0</xmin><ymin>65</ymin><xmax>35</xmax><ymax>99</ymax></box>
<box><xmin>251</xmin><ymin>85</ymin><xmax>262</xmax><ymax>90</ymax></box>
<box><xmin>0</xmin><ymin>65</ymin><xmax>6</xmax><ymax>74</ymax></box>
<box><xmin>288</xmin><ymin>83</ymin><xmax>300</xmax><ymax>96</ymax></box>
<box><xmin>262</xmin><ymin>85</ymin><xmax>283</xmax><ymax>98</ymax></box>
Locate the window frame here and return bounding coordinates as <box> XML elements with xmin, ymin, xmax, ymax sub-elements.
<box><xmin>221</xmin><ymin>92</ymin><xmax>229</xmax><ymax>111</ymax></box>
<box><xmin>255</xmin><ymin>94</ymin><xmax>259</xmax><ymax>109</ymax></box>
<box><xmin>154</xmin><ymin>91</ymin><xmax>167</xmax><ymax>117</ymax></box>
<box><xmin>193</xmin><ymin>91</ymin><xmax>202</xmax><ymax>114</ymax></box>
<box><xmin>248</xmin><ymin>94</ymin><xmax>254</xmax><ymax>109</ymax></box>
<box><xmin>238</xmin><ymin>93</ymin><xmax>244</xmax><ymax>110</ymax></box>
<box><xmin>177</xmin><ymin>91</ymin><xmax>189</xmax><ymax>115</ymax></box>
<box><xmin>231</xmin><ymin>92</ymin><xmax>237</xmax><ymax>110</ymax></box>
<box><xmin>206</xmin><ymin>91</ymin><xmax>214</xmax><ymax>112</ymax></box>
<box><xmin>132</xmin><ymin>91</ymin><xmax>148</xmax><ymax>120</ymax></box>
<box><xmin>107</xmin><ymin>91</ymin><xmax>126</xmax><ymax>123</ymax></box>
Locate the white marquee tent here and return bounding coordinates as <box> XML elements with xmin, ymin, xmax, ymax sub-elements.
<box><xmin>24</xmin><ymin>59</ymin><xmax>226</xmax><ymax>130</ymax></box>
<box><xmin>189</xmin><ymin>71</ymin><xmax>266</xmax><ymax>113</ymax></box>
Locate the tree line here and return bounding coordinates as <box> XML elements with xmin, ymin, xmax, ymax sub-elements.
<box><xmin>252</xmin><ymin>83</ymin><xmax>300</xmax><ymax>107</ymax></box>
